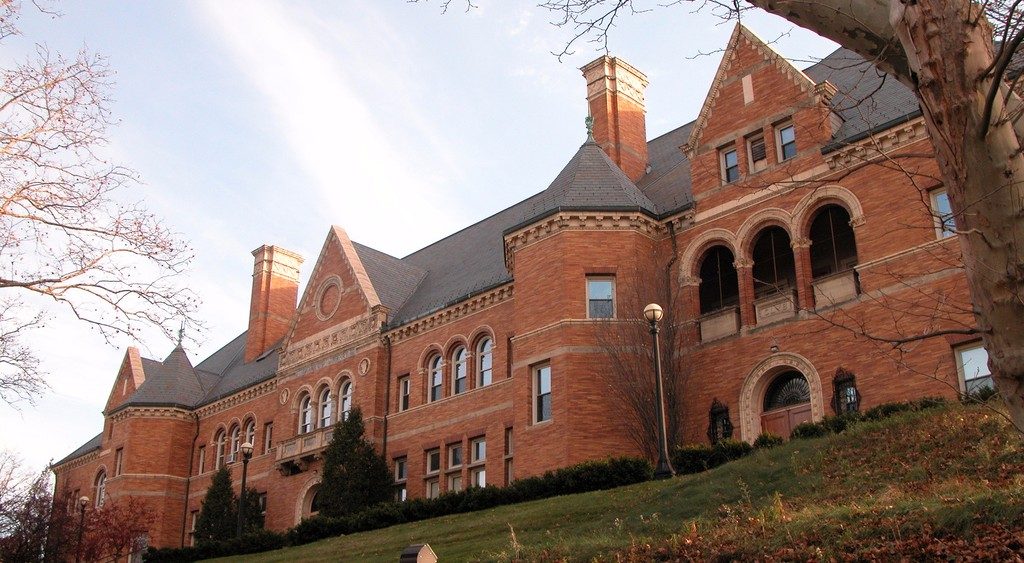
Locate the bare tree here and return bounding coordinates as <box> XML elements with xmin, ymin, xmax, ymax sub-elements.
<box><xmin>78</xmin><ymin>497</ymin><xmax>155</xmax><ymax>563</ymax></box>
<box><xmin>0</xmin><ymin>451</ymin><xmax>73</xmax><ymax>563</ymax></box>
<box><xmin>531</xmin><ymin>0</ymin><xmax>1024</xmax><ymax>431</ymax></box>
<box><xmin>595</xmin><ymin>258</ymin><xmax>690</xmax><ymax>459</ymax></box>
<box><xmin>0</xmin><ymin>1</ymin><xmax>199</xmax><ymax>406</ymax></box>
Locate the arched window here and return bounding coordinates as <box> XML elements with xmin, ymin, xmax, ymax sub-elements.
<box><xmin>707</xmin><ymin>399</ymin><xmax>734</xmax><ymax>444</ymax></box>
<box><xmin>698</xmin><ymin>246</ymin><xmax>740</xmax><ymax>314</ymax></box>
<box><xmin>318</xmin><ymin>387</ymin><xmax>333</xmax><ymax>428</ymax></box>
<box><xmin>428</xmin><ymin>355</ymin><xmax>443</xmax><ymax>402</ymax></box>
<box><xmin>452</xmin><ymin>347</ymin><xmax>467</xmax><ymax>394</ymax></box>
<box><xmin>94</xmin><ymin>471</ymin><xmax>106</xmax><ymax>508</ymax></box>
<box><xmin>809</xmin><ymin>205</ymin><xmax>858</xmax><ymax>278</ymax></box>
<box><xmin>214</xmin><ymin>430</ymin><xmax>226</xmax><ymax>469</ymax></box>
<box><xmin>477</xmin><ymin>338</ymin><xmax>493</xmax><ymax>387</ymax></box>
<box><xmin>244</xmin><ymin>419</ymin><xmax>256</xmax><ymax>447</ymax></box>
<box><xmin>309</xmin><ymin>488</ymin><xmax>323</xmax><ymax>515</ymax></box>
<box><xmin>229</xmin><ymin>425</ymin><xmax>241</xmax><ymax>462</ymax></box>
<box><xmin>751</xmin><ymin>226</ymin><xmax>796</xmax><ymax>298</ymax></box>
<box><xmin>298</xmin><ymin>394</ymin><xmax>313</xmax><ymax>434</ymax></box>
<box><xmin>763</xmin><ymin>371</ymin><xmax>811</xmax><ymax>411</ymax></box>
<box><xmin>340</xmin><ymin>381</ymin><xmax>353</xmax><ymax>420</ymax></box>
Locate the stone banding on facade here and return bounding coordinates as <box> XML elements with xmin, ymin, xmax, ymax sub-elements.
<box><xmin>51</xmin><ymin>25</ymin><xmax>979</xmax><ymax>551</ymax></box>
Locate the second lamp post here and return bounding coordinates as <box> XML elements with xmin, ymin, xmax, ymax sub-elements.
<box><xmin>236</xmin><ymin>441</ymin><xmax>254</xmax><ymax>538</ymax></box>
<box><xmin>643</xmin><ymin>303</ymin><xmax>676</xmax><ymax>479</ymax></box>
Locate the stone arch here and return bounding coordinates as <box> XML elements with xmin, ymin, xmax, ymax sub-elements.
<box><xmin>468</xmin><ymin>326</ymin><xmax>496</xmax><ymax>351</ymax></box>
<box><xmin>792</xmin><ymin>185</ymin><xmax>865</xmax><ymax>235</ymax></box>
<box><xmin>678</xmin><ymin>228</ymin><xmax>738</xmax><ymax>284</ymax></box>
<box><xmin>737</xmin><ymin>352</ymin><xmax>824</xmax><ymax>442</ymax></box>
<box><xmin>442</xmin><ymin>334</ymin><xmax>469</xmax><ymax>357</ymax></box>
<box><xmin>417</xmin><ymin>344</ymin><xmax>444</xmax><ymax>371</ymax></box>
<box><xmin>735</xmin><ymin>208</ymin><xmax>793</xmax><ymax>259</ymax></box>
<box><xmin>292</xmin><ymin>385</ymin><xmax>314</xmax><ymax>411</ymax></box>
<box><xmin>294</xmin><ymin>476</ymin><xmax>321</xmax><ymax>525</ymax></box>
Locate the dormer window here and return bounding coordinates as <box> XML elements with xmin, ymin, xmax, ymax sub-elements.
<box><xmin>720</xmin><ymin>147</ymin><xmax>740</xmax><ymax>184</ymax></box>
<box><xmin>747</xmin><ymin>134</ymin><xmax>767</xmax><ymax>173</ymax></box>
<box><xmin>776</xmin><ymin>123</ymin><xmax>797</xmax><ymax>161</ymax></box>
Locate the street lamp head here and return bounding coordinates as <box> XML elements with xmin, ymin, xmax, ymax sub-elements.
<box><xmin>241</xmin><ymin>442</ymin><xmax>254</xmax><ymax>458</ymax></box>
<box><xmin>78</xmin><ymin>496</ymin><xmax>89</xmax><ymax>508</ymax></box>
<box><xmin>643</xmin><ymin>303</ymin><xmax>664</xmax><ymax>323</ymax></box>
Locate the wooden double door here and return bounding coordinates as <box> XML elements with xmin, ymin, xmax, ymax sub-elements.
<box><xmin>761</xmin><ymin>402</ymin><xmax>812</xmax><ymax>438</ymax></box>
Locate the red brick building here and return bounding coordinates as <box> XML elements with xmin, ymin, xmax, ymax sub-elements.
<box><xmin>51</xmin><ymin>25</ymin><xmax>991</xmax><ymax>550</ymax></box>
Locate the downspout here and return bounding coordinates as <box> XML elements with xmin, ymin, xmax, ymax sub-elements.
<box><xmin>381</xmin><ymin>333</ymin><xmax>393</xmax><ymax>460</ymax></box>
<box><xmin>180</xmin><ymin>412</ymin><xmax>200</xmax><ymax>547</ymax></box>
<box><xmin>665</xmin><ymin>220</ymin><xmax>679</xmax><ymax>302</ymax></box>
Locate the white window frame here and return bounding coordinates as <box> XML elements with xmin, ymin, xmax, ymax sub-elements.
<box><xmin>471</xmin><ymin>467</ymin><xmax>486</xmax><ymax>488</ymax></box>
<box><xmin>534</xmin><ymin>363</ymin><xmax>552</xmax><ymax>424</ymax></box>
<box><xmin>452</xmin><ymin>347</ymin><xmax>468</xmax><ymax>395</ymax></box>
<box><xmin>586</xmin><ymin>276</ymin><xmax>616</xmax><ymax>319</ymax></box>
<box><xmin>339</xmin><ymin>381</ymin><xmax>353</xmax><ymax>421</ymax></box>
<box><xmin>115</xmin><ymin>447</ymin><xmax>123</xmax><ymax>476</ymax></box>
<box><xmin>954</xmin><ymin>342</ymin><xmax>993</xmax><ymax>394</ymax></box>
<box><xmin>776</xmin><ymin>122</ymin><xmax>797</xmax><ymax>161</ymax></box>
<box><xmin>298</xmin><ymin>395</ymin><xmax>313</xmax><ymax>434</ymax></box>
<box><xmin>720</xmin><ymin>146</ymin><xmax>740</xmax><ymax>184</ymax></box>
<box><xmin>197</xmin><ymin>445</ymin><xmax>205</xmax><ymax>474</ymax></box>
<box><xmin>214</xmin><ymin>431</ymin><xmax>226</xmax><ymax>469</ymax></box>
<box><xmin>426</xmin><ymin>448</ymin><xmax>441</xmax><ymax>475</ymax></box>
<box><xmin>398</xmin><ymin>376</ymin><xmax>411</xmax><ymax>411</ymax></box>
<box><xmin>428</xmin><ymin>356</ymin><xmax>443</xmax><ymax>403</ymax></box>
<box><xmin>263</xmin><ymin>422</ymin><xmax>273</xmax><ymax>455</ymax></box>
<box><xmin>929</xmin><ymin>187</ymin><xmax>956</xmax><ymax>239</ymax></box>
<box><xmin>448</xmin><ymin>443</ymin><xmax>463</xmax><ymax>468</ymax></box>
<box><xmin>318</xmin><ymin>387</ymin><xmax>333</xmax><ymax>428</ymax></box>
<box><xmin>471</xmin><ymin>437</ymin><xmax>486</xmax><ymax>463</ymax></box>
<box><xmin>394</xmin><ymin>457</ymin><xmax>407</xmax><ymax>481</ymax></box>
<box><xmin>477</xmin><ymin>338</ymin><xmax>493</xmax><ymax>387</ymax></box>
<box><xmin>94</xmin><ymin>471</ymin><xmax>106</xmax><ymax>508</ymax></box>
<box><xmin>229</xmin><ymin>425</ymin><xmax>240</xmax><ymax>463</ymax></box>
<box><xmin>447</xmin><ymin>473</ymin><xmax>463</xmax><ymax>493</ymax></box>
<box><xmin>244</xmin><ymin>419</ymin><xmax>256</xmax><ymax>447</ymax></box>
<box><xmin>425</xmin><ymin>478</ymin><xmax>440</xmax><ymax>500</ymax></box>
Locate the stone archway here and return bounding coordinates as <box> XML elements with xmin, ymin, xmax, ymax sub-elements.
<box><xmin>738</xmin><ymin>352</ymin><xmax>824</xmax><ymax>442</ymax></box>
<box><xmin>294</xmin><ymin>477</ymin><xmax>321</xmax><ymax>525</ymax></box>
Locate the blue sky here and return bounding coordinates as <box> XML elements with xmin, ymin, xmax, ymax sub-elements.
<box><xmin>0</xmin><ymin>1</ymin><xmax>837</xmax><ymax>470</ymax></box>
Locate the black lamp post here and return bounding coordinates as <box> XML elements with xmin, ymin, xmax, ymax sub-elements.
<box><xmin>75</xmin><ymin>496</ymin><xmax>89</xmax><ymax>563</ymax></box>
<box><xmin>236</xmin><ymin>441</ymin><xmax>254</xmax><ymax>538</ymax></box>
<box><xmin>643</xmin><ymin>303</ymin><xmax>676</xmax><ymax>479</ymax></box>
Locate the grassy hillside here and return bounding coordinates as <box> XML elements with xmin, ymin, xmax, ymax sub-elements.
<box><xmin>213</xmin><ymin>402</ymin><xmax>1024</xmax><ymax>561</ymax></box>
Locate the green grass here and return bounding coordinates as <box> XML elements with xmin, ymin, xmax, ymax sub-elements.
<box><xmin>211</xmin><ymin>402</ymin><xmax>1024</xmax><ymax>562</ymax></box>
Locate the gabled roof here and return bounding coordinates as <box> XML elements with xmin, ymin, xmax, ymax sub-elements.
<box><xmin>686</xmin><ymin>23</ymin><xmax>819</xmax><ymax>153</ymax></box>
<box><xmin>351</xmin><ymin>242</ymin><xmax>426</xmax><ymax>314</ymax></box>
<box><xmin>53</xmin><ymin>433</ymin><xmax>102</xmax><ymax>467</ymax></box>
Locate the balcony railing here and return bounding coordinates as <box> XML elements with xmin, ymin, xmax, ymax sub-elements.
<box><xmin>812</xmin><ymin>269</ymin><xmax>859</xmax><ymax>308</ymax></box>
<box><xmin>275</xmin><ymin>427</ymin><xmax>333</xmax><ymax>475</ymax></box>
<box><xmin>699</xmin><ymin>307</ymin><xmax>740</xmax><ymax>342</ymax></box>
<box><xmin>754</xmin><ymin>290</ymin><xmax>796</xmax><ymax>325</ymax></box>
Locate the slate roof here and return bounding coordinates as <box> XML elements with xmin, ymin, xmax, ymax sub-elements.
<box><xmin>53</xmin><ymin>433</ymin><xmax>102</xmax><ymax>467</ymax></box>
<box><xmin>58</xmin><ymin>46</ymin><xmax>925</xmax><ymax>466</ymax></box>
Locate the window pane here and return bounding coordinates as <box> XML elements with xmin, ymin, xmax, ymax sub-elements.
<box><xmin>478</xmin><ymin>339</ymin><xmax>493</xmax><ymax>386</ymax></box>
<box><xmin>723</xmin><ymin>149</ymin><xmax>739</xmax><ymax>182</ymax></box>
<box><xmin>588</xmin><ymin>278</ymin><xmax>615</xmax><ymax>319</ymax></box>
<box><xmin>537</xmin><ymin>366</ymin><xmax>551</xmax><ymax>394</ymax></box>
<box><xmin>779</xmin><ymin>125</ymin><xmax>796</xmax><ymax>160</ymax></box>
<box><xmin>932</xmin><ymin>190</ymin><xmax>955</xmax><ymax>237</ymax></box>
<box><xmin>959</xmin><ymin>346</ymin><xmax>991</xmax><ymax>381</ymax></box>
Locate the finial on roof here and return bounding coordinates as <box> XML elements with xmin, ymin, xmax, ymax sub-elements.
<box><xmin>177</xmin><ymin>320</ymin><xmax>185</xmax><ymax>348</ymax></box>
<box><xmin>585</xmin><ymin>114</ymin><xmax>595</xmax><ymax>143</ymax></box>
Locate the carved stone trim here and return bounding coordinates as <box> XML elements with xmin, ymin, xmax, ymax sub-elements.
<box><xmin>196</xmin><ymin>379</ymin><xmax>276</xmax><ymax>419</ymax></box>
<box><xmin>51</xmin><ymin>449</ymin><xmax>100</xmax><ymax>472</ymax></box>
<box><xmin>503</xmin><ymin>211</ymin><xmax>664</xmax><ymax>270</ymax></box>
<box><xmin>387</xmin><ymin>284</ymin><xmax>514</xmax><ymax>344</ymax></box>
<box><xmin>737</xmin><ymin>352</ymin><xmax>824</xmax><ymax>442</ymax></box>
<box><xmin>825</xmin><ymin>118</ymin><xmax>927</xmax><ymax>170</ymax></box>
<box><xmin>111</xmin><ymin>406</ymin><xmax>194</xmax><ymax>423</ymax></box>
<box><xmin>279</xmin><ymin>311</ymin><xmax>384</xmax><ymax>370</ymax></box>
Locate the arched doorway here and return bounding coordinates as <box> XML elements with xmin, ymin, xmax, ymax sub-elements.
<box><xmin>760</xmin><ymin>371</ymin><xmax>812</xmax><ymax>437</ymax></box>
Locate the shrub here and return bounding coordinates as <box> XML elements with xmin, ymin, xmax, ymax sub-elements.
<box><xmin>913</xmin><ymin>396</ymin><xmax>948</xmax><ymax>410</ymax></box>
<box><xmin>790</xmin><ymin>421</ymin><xmax>829</xmax><ymax>439</ymax></box>
<box><xmin>863</xmin><ymin>401</ymin><xmax>914</xmax><ymax>421</ymax></box>
<box><xmin>193</xmin><ymin>467</ymin><xmax>236</xmax><ymax>545</ymax></box>
<box><xmin>821</xmin><ymin>411</ymin><xmax>863</xmax><ymax>434</ymax></box>
<box><xmin>144</xmin><ymin>530</ymin><xmax>286</xmax><ymax>563</ymax></box>
<box><xmin>963</xmin><ymin>386</ymin><xmax>999</xmax><ymax>404</ymax></box>
<box><xmin>672</xmin><ymin>444</ymin><xmax>715</xmax><ymax>475</ymax></box>
<box><xmin>753</xmin><ymin>432</ymin><xmax>784</xmax><ymax>449</ymax></box>
<box><xmin>712</xmin><ymin>439</ymin><xmax>753</xmax><ymax>464</ymax></box>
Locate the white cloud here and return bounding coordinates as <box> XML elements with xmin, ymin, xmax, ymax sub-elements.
<box><xmin>197</xmin><ymin>0</ymin><xmax>464</xmax><ymax>257</ymax></box>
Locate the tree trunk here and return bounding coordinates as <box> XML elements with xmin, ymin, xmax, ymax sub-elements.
<box><xmin>752</xmin><ymin>0</ymin><xmax>1024</xmax><ymax>431</ymax></box>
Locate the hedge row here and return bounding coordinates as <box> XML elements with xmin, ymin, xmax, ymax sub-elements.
<box><xmin>790</xmin><ymin>396</ymin><xmax>948</xmax><ymax>440</ymax></box>
<box><xmin>671</xmin><ymin>397</ymin><xmax>950</xmax><ymax>475</ymax></box>
<box><xmin>144</xmin><ymin>456</ymin><xmax>652</xmax><ymax>562</ymax></box>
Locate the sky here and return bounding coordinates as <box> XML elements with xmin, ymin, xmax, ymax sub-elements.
<box><xmin>0</xmin><ymin>0</ymin><xmax>837</xmax><ymax>471</ymax></box>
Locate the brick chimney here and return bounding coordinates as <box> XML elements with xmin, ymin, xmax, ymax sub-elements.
<box><xmin>581</xmin><ymin>55</ymin><xmax>649</xmax><ymax>182</ymax></box>
<box><xmin>245</xmin><ymin>245</ymin><xmax>303</xmax><ymax>363</ymax></box>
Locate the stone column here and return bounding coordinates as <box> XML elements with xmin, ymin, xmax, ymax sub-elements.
<box><xmin>791</xmin><ymin>237</ymin><xmax>815</xmax><ymax>311</ymax></box>
<box><xmin>736</xmin><ymin>258</ymin><xmax>756</xmax><ymax>328</ymax></box>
